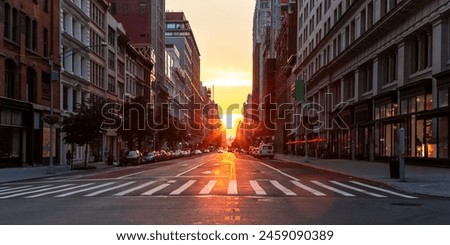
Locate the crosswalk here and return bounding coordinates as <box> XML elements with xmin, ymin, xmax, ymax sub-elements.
<box><xmin>0</xmin><ymin>179</ymin><xmax>418</xmax><ymax>199</ymax></box>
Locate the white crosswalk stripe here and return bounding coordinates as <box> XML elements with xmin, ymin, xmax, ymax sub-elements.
<box><xmin>170</xmin><ymin>180</ymin><xmax>196</xmax><ymax>195</ymax></box>
<box><xmin>250</xmin><ymin>180</ymin><xmax>267</xmax><ymax>195</ymax></box>
<box><xmin>311</xmin><ymin>180</ymin><xmax>355</xmax><ymax>197</ymax></box>
<box><xmin>270</xmin><ymin>180</ymin><xmax>296</xmax><ymax>196</ymax></box>
<box><xmin>84</xmin><ymin>181</ymin><xmax>136</xmax><ymax>197</ymax></box>
<box><xmin>0</xmin><ymin>185</ymin><xmax>33</xmax><ymax>194</ymax></box>
<box><xmin>350</xmin><ymin>181</ymin><xmax>418</xmax><ymax>199</ymax></box>
<box><xmin>55</xmin><ymin>182</ymin><xmax>116</xmax><ymax>197</ymax></box>
<box><xmin>141</xmin><ymin>183</ymin><xmax>171</xmax><ymax>196</ymax></box>
<box><xmin>26</xmin><ymin>183</ymin><xmax>95</xmax><ymax>198</ymax></box>
<box><xmin>0</xmin><ymin>185</ymin><xmax>52</xmax><ymax>196</ymax></box>
<box><xmin>227</xmin><ymin>180</ymin><xmax>238</xmax><ymax>195</ymax></box>
<box><xmin>0</xmin><ymin>184</ymin><xmax>74</xmax><ymax>199</ymax></box>
<box><xmin>291</xmin><ymin>181</ymin><xmax>326</xmax><ymax>196</ymax></box>
<box><xmin>0</xmin><ymin>186</ymin><xmax>12</xmax><ymax>191</ymax></box>
<box><xmin>199</xmin><ymin>180</ymin><xmax>217</xmax><ymax>195</ymax></box>
<box><xmin>0</xmin><ymin>179</ymin><xmax>419</xmax><ymax>199</ymax></box>
<box><xmin>330</xmin><ymin>181</ymin><xmax>387</xmax><ymax>198</ymax></box>
<box><xmin>114</xmin><ymin>181</ymin><xmax>156</xmax><ymax>196</ymax></box>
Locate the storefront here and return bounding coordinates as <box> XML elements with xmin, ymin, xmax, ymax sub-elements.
<box><xmin>0</xmin><ymin>98</ymin><xmax>32</xmax><ymax>168</ymax></box>
<box><xmin>373</xmin><ymin>91</ymin><xmax>399</xmax><ymax>162</ymax></box>
<box><xmin>328</xmin><ymin>106</ymin><xmax>354</xmax><ymax>159</ymax></box>
<box><xmin>396</xmin><ymin>78</ymin><xmax>449</xmax><ymax>165</ymax></box>
<box><xmin>354</xmin><ymin>99</ymin><xmax>373</xmax><ymax>161</ymax></box>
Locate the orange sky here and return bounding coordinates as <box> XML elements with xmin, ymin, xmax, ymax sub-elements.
<box><xmin>166</xmin><ymin>0</ymin><xmax>254</xmax><ymax>137</ymax></box>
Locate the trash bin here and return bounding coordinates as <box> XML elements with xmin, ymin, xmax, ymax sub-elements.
<box><xmin>389</xmin><ymin>156</ymin><xmax>400</xmax><ymax>179</ymax></box>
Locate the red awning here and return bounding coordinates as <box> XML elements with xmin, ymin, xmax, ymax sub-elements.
<box><xmin>286</xmin><ymin>138</ymin><xmax>327</xmax><ymax>144</ymax></box>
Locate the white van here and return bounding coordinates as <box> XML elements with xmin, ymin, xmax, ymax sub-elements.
<box><xmin>257</xmin><ymin>143</ymin><xmax>275</xmax><ymax>159</ymax></box>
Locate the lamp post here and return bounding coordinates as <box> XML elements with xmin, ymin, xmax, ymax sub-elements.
<box><xmin>302</xmin><ymin>101</ymin><xmax>312</xmax><ymax>163</ymax></box>
<box><xmin>47</xmin><ymin>57</ymin><xmax>56</xmax><ymax>174</ymax></box>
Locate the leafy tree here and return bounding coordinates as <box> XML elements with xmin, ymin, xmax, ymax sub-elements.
<box><xmin>61</xmin><ymin>100</ymin><xmax>106</xmax><ymax>168</ymax></box>
<box><xmin>117</xmin><ymin>96</ymin><xmax>154</xmax><ymax>151</ymax></box>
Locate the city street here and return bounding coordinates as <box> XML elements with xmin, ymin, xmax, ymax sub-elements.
<box><xmin>1</xmin><ymin>152</ymin><xmax>449</xmax><ymax>225</ymax></box>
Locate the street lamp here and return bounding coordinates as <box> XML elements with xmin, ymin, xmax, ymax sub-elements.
<box><xmin>46</xmin><ymin>42</ymin><xmax>107</xmax><ymax>174</ymax></box>
<box><xmin>302</xmin><ymin>101</ymin><xmax>311</xmax><ymax>163</ymax></box>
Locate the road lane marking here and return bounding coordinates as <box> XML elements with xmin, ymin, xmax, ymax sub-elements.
<box><xmin>0</xmin><ymin>184</ymin><xmax>74</xmax><ymax>199</ymax></box>
<box><xmin>0</xmin><ymin>185</ymin><xmax>33</xmax><ymax>194</ymax></box>
<box><xmin>249</xmin><ymin>180</ymin><xmax>267</xmax><ymax>195</ymax></box>
<box><xmin>55</xmin><ymin>182</ymin><xmax>116</xmax><ymax>197</ymax></box>
<box><xmin>311</xmin><ymin>180</ymin><xmax>355</xmax><ymax>197</ymax></box>
<box><xmin>228</xmin><ymin>180</ymin><xmax>238</xmax><ymax>195</ymax></box>
<box><xmin>114</xmin><ymin>181</ymin><xmax>157</xmax><ymax>196</ymax></box>
<box><xmin>170</xmin><ymin>180</ymin><xmax>196</xmax><ymax>195</ymax></box>
<box><xmin>199</xmin><ymin>180</ymin><xmax>217</xmax><ymax>195</ymax></box>
<box><xmin>256</xmin><ymin>161</ymin><xmax>300</xmax><ymax>181</ymax></box>
<box><xmin>176</xmin><ymin>162</ymin><xmax>209</xmax><ymax>177</ymax></box>
<box><xmin>141</xmin><ymin>183</ymin><xmax>171</xmax><ymax>196</ymax></box>
<box><xmin>84</xmin><ymin>181</ymin><xmax>136</xmax><ymax>197</ymax></box>
<box><xmin>229</xmin><ymin>161</ymin><xmax>236</xmax><ymax>180</ymax></box>
<box><xmin>26</xmin><ymin>183</ymin><xmax>95</xmax><ymax>198</ymax></box>
<box><xmin>330</xmin><ymin>181</ymin><xmax>387</xmax><ymax>198</ymax></box>
<box><xmin>350</xmin><ymin>181</ymin><xmax>418</xmax><ymax>199</ymax></box>
<box><xmin>291</xmin><ymin>180</ymin><xmax>326</xmax><ymax>196</ymax></box>
<box><xmin>0</xmin><ymin>185</ymin><xmax>52</xmax><ymax>196</ymax></box>
<box><xmin>270</xmin><ymin>180</ymin><xmax>296</xmax><ymax>196</ymax></box>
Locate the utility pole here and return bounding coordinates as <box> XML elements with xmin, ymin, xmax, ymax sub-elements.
<box><xmin>47</xmin><ymin>56</ymin><xmax>56</xmax><ymax>174</ymax></box>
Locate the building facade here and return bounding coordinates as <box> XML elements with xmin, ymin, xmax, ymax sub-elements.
<box><xmin>165</xmin><ymin>11</ymin><xmax>203</xmax><ymax>145</ymax></box>
<box><xmin>294</xmin><ymin>0</ymin><xmax>450</xmax><ymax>165</ymax></box>
<box><xmin>0</xmin><ymin>0</ymin><xmax>60</xmax><ymax>167</ymax></box>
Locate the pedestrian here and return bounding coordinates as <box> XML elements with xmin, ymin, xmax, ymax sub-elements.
<box><xmin>107</xmin><ymin>151</ymin><xmax>114</xmax><ymax>165</ymax></box>
<box><xmin>66</xmin><ymin>150</ymin><xmax>72</xmax><ymax>166</ymax></box>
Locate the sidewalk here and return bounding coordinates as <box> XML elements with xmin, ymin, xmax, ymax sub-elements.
<box><xmin>0</xmin><ymin>162</ymin><xmax>112</xmax><ymax>184</ymax></box>
<box><xmin>276</xmin><ymin>154</ymin><xmax>450</xmax><ymax>198</ymax></box>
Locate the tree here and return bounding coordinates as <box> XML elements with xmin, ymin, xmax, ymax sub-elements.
<box><xmin>61</xmin><ymin>100</ymin><xmax>106</xmax><ymax>168</ymax></box>
<box><xmin>117</xmin><ymin>96</ymin><xmax>154</xmax><ymax>151</ymax></box>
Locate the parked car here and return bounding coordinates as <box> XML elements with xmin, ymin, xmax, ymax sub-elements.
<box><xmin>256</xmin><ymin>143</ymin><xmax>275</xmax><ymax>159</ymax></box>
<box><xmin>119</xmin><ymin>150</ymin><xmax>143</xmax><ymax>165</ymax></box>
<box><xmin>193</xmin><ymin>149</ymin><xmax>202</xmax><ymax>155</ymax></box>
<box><xmin>217</xmin><ymin>149</ymin><xmax>224</xmax><ymax>153</ymax></box>
<box><xmin>143</xmin><ymin>152</ymin><xmax>157</xmax><ymax>163</ymax></box>
<box><xmin>173</xmin><ymin>150</ymin><xmax>183</xmax><ymax>158</ymax></box>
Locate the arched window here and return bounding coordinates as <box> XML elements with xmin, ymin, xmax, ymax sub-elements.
<box><xmin>5</xmin><ymin>59</ymin><xmax>18</xmax><ymax>99</ymax></box>
<box><xmin>27</xmin><ymin>67</ymin><xmax>37</xmax><ymax>103</ymax></box>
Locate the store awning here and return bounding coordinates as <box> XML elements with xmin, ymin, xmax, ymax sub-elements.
<box><xmin>286</xmin><ymin>137</ymin><xmax>327</xmax><ymax>144</ymax></box>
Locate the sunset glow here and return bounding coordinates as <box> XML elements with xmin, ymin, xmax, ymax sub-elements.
<box><xmin>166</xmin><ymin>0</ymin><xmax>254</xmax><ymax>137</ymax></box>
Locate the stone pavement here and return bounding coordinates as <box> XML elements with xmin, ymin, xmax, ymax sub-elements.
<box><xmin>275</xmin><ymin>154</ymin><xmax>450</xmax><ymax>198</ymax></box>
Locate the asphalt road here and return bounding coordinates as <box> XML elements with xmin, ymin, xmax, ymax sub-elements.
<box><xmin>1</xmin><ymin>152</ymin><xmax>449</xmax><ymax>224</ymax></box>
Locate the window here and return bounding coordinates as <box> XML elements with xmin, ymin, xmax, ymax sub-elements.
<box><xmin>343</xmin><ymin>74</ymin><xmax>355</xmax><ymax>100</ymax></box>
<box><xmin>360</xmin><ymin>62</ymin><xmax>373</xmax><ymax>94</ymax></box>
<box><xmin>108</xmin><ymin>26</ymin><xmax>116</xmax><ymax>46</ymax></box>
<box><xmin>42</xmin><ymin>72</ymin><xmax>51</xmax><ymax>99</ymax></box>
<box><xmin>439</xmin><ymin>89</ymin><xmax>449</xmax><ymax>107</ymax></box>
<box><xmin>380</xmin><ymin>48</ymin><xmax>397</xmax><ymax>85</ymax></box>
<box><xmin>63</xmin><ymin>86</ymin><xmax>69</xmax><ymax>110</ymax></box>
<box><xmin>409</xmin><ymin>30</ymin><xmax>432</xmax><ymax>74</ymax></box>
<box><xmin>43</xmin><ymin>28</ymin><xmax>49</xmax><ymax>57</ymax></box>
<box><xmin>108</xmin><ymin>75</ymin><xmax>116</xmax><ymax>93</ymax></box>
<box><xmin>26</xmin><ymin>67</ymin><xmax>37</xmax><ymax>103</ymax></box>
<box><xmin>367</xmin><ymin>1</ymin><xmax>374</xmax><ymax>28</ymax></box>
<box><xmin>108</xmin><ymin>50</ymin><xmax>116</xmax><ymax>70</ymax></box>
<box><xmin>5</xmin><ymin>60</ymin><xmax>18</xmax><ymax>99</ymax></box>
<box><xmin>360</xmin><ymin>9</ymin><xmax>366</xmax><ymax>34</ymax></box>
